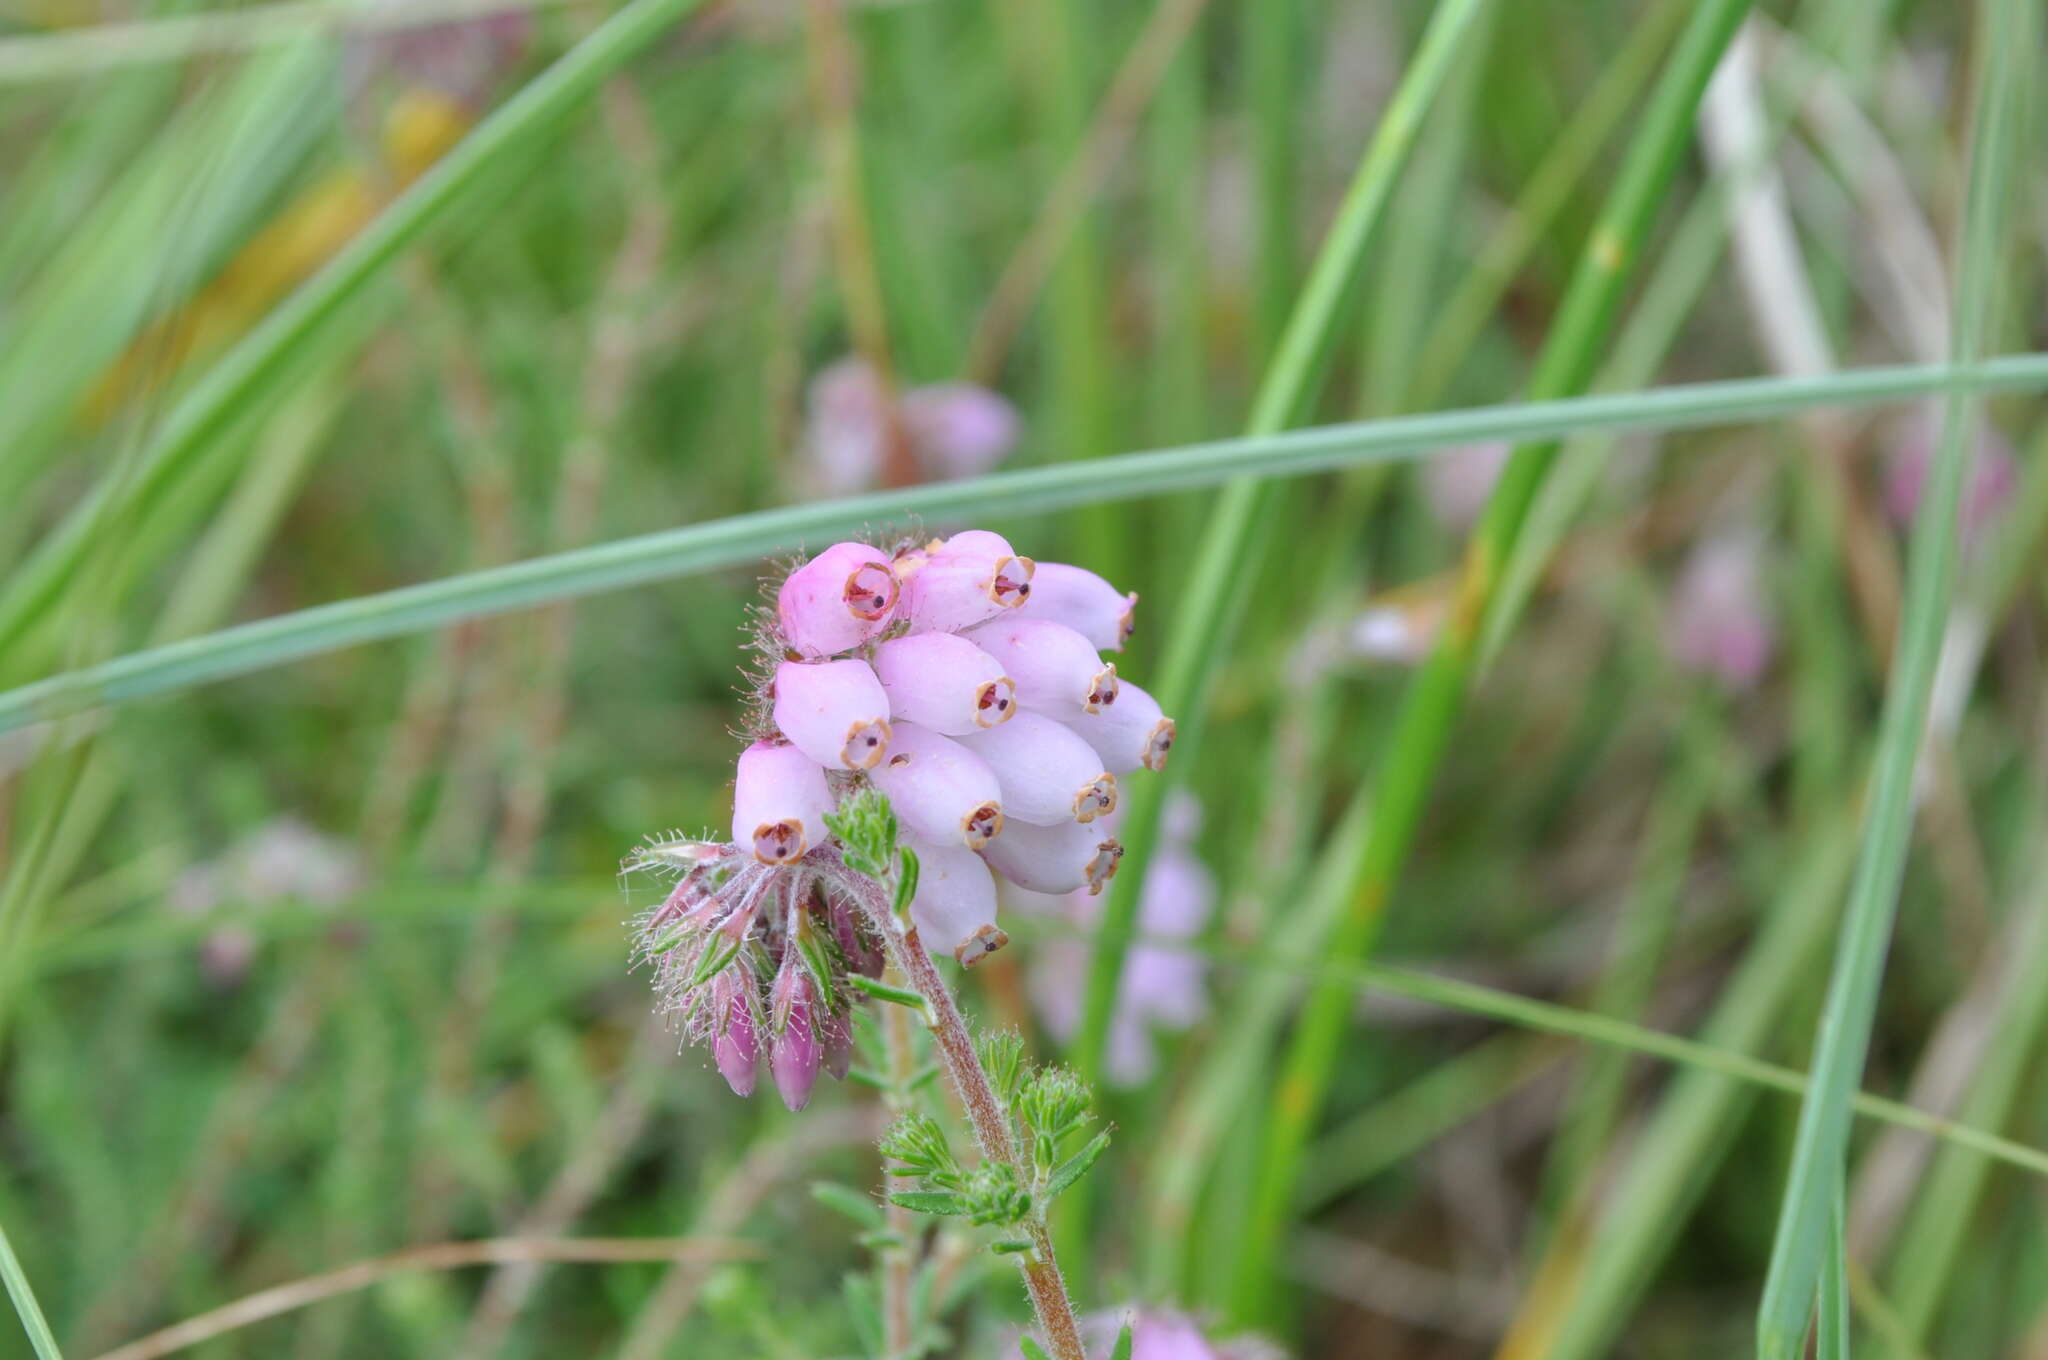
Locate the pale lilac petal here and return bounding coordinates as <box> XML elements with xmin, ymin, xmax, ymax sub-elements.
<box><xmin>872</xmin><ymin>632</ymin><xmax>1017</xmax><ymax>735</ymax></box>
<box><xmin>867</xmin><ymin>721</ymin><xmax>1005</xmax><ymax>850</ymax></box>
<box><xmin>980</xmin><ymin>817</ymin><xmax>1122</xmax><ymax>896</ymax></box>
<box><xmin>906</xmin><ymin>842</ymin><xmax>1005</xmax><ymax>967</ymax></box>
<box><xmin>1421</xmin><ymin>441</ymin><xmax>1511</xmax><ymax>531</ymax></box>
<box><xmin>777</xmin><ymin>541</ymin><xmax>899</xmax><ymax>657</ymax></box>
<box><xmin>772</xmin><ymin>658</ymin><xmax>892</xmax><ymax>770</ymax></box>
<box><xmin>965</xmin><ymin>617</ymin><xmax>1119</xmax><ymax>718</ymax></box>
<box><xmin>732</xmin><ymin>741</ymin><xmax>834</xmax><ymax>865</ymax></box>
<box><xmin>1666</xmin><ymin>531</ymin><xmax>1774</xmax><ymax>690</ymax></box>
<box><xmin>901</xmin><ymin>383</ymin><xmax>1018</xmax><ymax>479</ymax></box>
<box><xmin>895</xmin><ymin>531</ymin><xmax>1034</xmax><ymax>633</ymax></box>
<box><xmin>1062</xmin><ymin>678</ymin><xmax>1172</xmax><ymax>774</ymax></box>
<box><xmin>960</xmin><ymin>712</ymin><xmax>1116</xmax><ymax>826</ymax></box>
<box><xmin>1013</xmin><ymin>560</ymin><xmax>1137</xmax><ymax>651</ymax></box>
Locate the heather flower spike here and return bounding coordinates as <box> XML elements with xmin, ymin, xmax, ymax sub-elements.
<box><xmin>1016</xmin><ymin>560</ymin><xmax>1138</xmax><ymax>652</ymax></box>
<box><xmin>778</xmin><ymin>541</ymin><xmax>900</xmax><ymax>657</ymax></box>
<box><xmin>961</xmin><ymin>712</ymin><xmax>1118</xmax><ymax>826</ymax></box>
<box><xmin>967</xmin><ymin>617</ymin><xmax>1120</xmax><ymax>718</ymax></box>
<box><xmin>733</xmin><ymin>740</ymin><xmax>834</xmax><ymax>864</ymax></box>
<box><xmin>1063</xmin><ymin>679</ymin><xmax>1174</xmax><ymax>774</ymax></box>
<box><xmin>633</xmin><ymin>529</ymin><xmax>1167</xmax><ymax>1114</ymax></box>
<box><xmin>866</xmin><ymin>721</ymin><xmax>1006</xmax><ymax>850</ymax></box>
<box><xmin>872</xmin><ymin>632</ymin><xmax>1018</xmax><ymax>734</ymax></box>
<box><xmin>772</xmin><ymin>658</ymin><xmax>893</xmax><ymax>769</ymax></box>
<box><xmin>896</xmin><ymin>529</ymin><xmax>1034</xmax><ymax>633</ymax></box>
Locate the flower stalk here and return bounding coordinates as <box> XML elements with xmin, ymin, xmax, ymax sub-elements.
<box><xmin>844</xmin><ymin>870</ymin><xmax>1089</xmax><ymax>1360</ymax></box>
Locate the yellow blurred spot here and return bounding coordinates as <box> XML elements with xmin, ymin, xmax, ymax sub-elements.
<box><xmin>87</xmin><ymin>89</ymin><xmax>475</xmax><ymax>420</ymax></box>
<box><xmin>1591</xmin><ymin>226</ymin><xmax>1625</xmax><ymax>272</ymax></box>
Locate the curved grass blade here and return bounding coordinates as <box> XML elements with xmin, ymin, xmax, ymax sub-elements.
<box><xmin>1229</xmin><ymin>0</ymin><xmax>1759</xmax><ymax>1319</ymax></box>
<box><xmin>0</xmin><ymin>0</ymin><xmax>706</xmax><ymax>660</ymax></box>
<box><xmin>0</xmin><ymin>1215</ymin><xmax>63</xmax><ymax>1360</ymax></box>
<box><xmin>1754</xmin><ymin>1</ymin><xmax>2032</xmax><ymax>1349</ymax></box>
<box><xmin>5</xmin><ymin>359</ymin><xmax>2044</xmax><ymax>736</ymax></box>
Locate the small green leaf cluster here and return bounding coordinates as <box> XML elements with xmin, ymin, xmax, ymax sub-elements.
<box><xmin>978</xmin><ymin>1032</ymin><xmax>1112</xmax><ymax>1212</ymax></box>
<box><xmin>824</xmin><ymin>790</ymin><xmax>920</xmax><ymax>918</ymax></box>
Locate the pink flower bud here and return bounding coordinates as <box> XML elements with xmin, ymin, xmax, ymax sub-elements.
<box><xmin>960</xmin><ymin>711</ymin><xmax>1116</xmax><ymax>826</ymax></box>
<box><xmin>980</xmin><ymin>817</ymin><xmax>1123</xmax><ymax>896</ymax></box>
<box><xmin>894</xmin><ymin>530</ymin><xmax>1034</xmax><ymax>633</ymax></box>
<box><xmin>965</xmin><ymin>617</ymin><xmax>1119</xmax><ymax>718</ymax></box>
<box><xmin>872</xmin><ymin>633</ymin><xmax>1018</xmax><ymax>735</ymax></box>
<box><xmin>772</xmin><ymin>658</ymin><xmax>892</xmax><ymax>770</ymax></box>
<box><xmin>1062</xmin><ymin>678</ymin><xmax>1173</xmax><ymax>774</ymax></box>
<box><xmin>777</xmin><ymin>542</ymin><xmax>900</xmax><ymax>657</ymax></box>
<box><xmin>769</xmin><ymin>969</ymin><xmax>823</xmax><ymax>1111</ymax></box>
<box><xmin>711</xmin><ymin>975</ymin><xmax>759</xmax><ymax>1097</ymax></box>
<box><xmin>866</xmin><ymin>721</ymin><xmax>1005</xmax><ymax>850</ymax></box>
<box><xmin>732</xmin><ymin>741</ymin><xmax>834</xmax><ymax>864</ymax></box>
<box><xmin>1014</xmin><ymin>561</ymin><xmax>1137</xmax><ymax>651</ymax></box>
<box><xmin>907</xmin><ymin>843</ymin><xmax>1007</xmax><ymax>968</ymax></box>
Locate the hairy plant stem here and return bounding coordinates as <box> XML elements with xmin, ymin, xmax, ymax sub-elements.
<box><xmin>848</xmin><ymin>879</ymin><xmax>1087</xmax><ymax>1360</ymax></box>
<box><xmin>879</xmin><ymin>984</ymin><xmax>918</xmax><ymax>1358</ymax></box>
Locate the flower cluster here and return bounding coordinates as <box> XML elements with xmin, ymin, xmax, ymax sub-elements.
<box><xmin>803</xmin><ymin>359</ymin><xmax>1019</xmax><ymax>494</ymax></box>
<box><xmin>630</xmin><ymin>531</ymin><xmax>1170</xmax><ymax>1109</ymax></box>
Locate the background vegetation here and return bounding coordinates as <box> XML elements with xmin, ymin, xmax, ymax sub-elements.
<box><xmin>0</xmin><ymin>0</ymin><xmax>2044</xmax><ymax>1355</ymax></box>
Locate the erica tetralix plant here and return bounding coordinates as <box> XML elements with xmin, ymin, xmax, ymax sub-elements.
<box><xmin>627</xmin><ymin>531</ymin><xmax>1168</xmax><ymax>1110</ymax></box>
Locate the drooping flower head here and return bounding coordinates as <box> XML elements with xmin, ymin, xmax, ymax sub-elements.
<box><xmin>630</xmin><ymin>533</ymin><xmax>1171</xmax><ymax>1105</ymax></box>
<box><xmin>802</xmin><ymin>359</ymin><xmax>1020</xmax><ymax>494</ymax></box>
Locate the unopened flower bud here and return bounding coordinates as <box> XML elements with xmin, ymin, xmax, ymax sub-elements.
<box><xmin>777</xmin><ymin>541</ymin><xmax>900</xmax><ymax>657</ymax></box>
<box><xmin>732</xmin><ymin>741</ymin><xmax>833</xmax><ymax>864</ymax></box>
<box><xmin>872</xmin><ymin>632</ymin><xmax>1017</xmax><ymax>735</ymax></box>
<box><xmin>1014</xmin><ymin>561</ymin><xmax>1137</xmax><ymax>651</ymax></box>
<box><xmin>772</xmin><ymin>658</ymin><xmax>892</xmax><ymax>770</ymax></box>
<box><xmin>1062</xmin><ymin>678</ymin><xmax>1173</xmax><ymax>774</ymax></box>
<box><xmin>980</xmin><ymin>817</ymin><xmax>1122</xmax><ymax>896</ymax></box>
<box><xmin>965</xmin><ymin>617</ymin><xmax>1118</xmax><ymax>718</ymax></box>
<box><xmin>711</xmin><ymin>975</ymin><xmax>759</xmax><ymax>1098</ymax></box>
<box><xmin>769</xmin><ymin>968</ymin><xmax>824</xmax><ymax>1111</ymax></box>
<box><xmin>895</xmin><ymin>530</ymin><xmax>1033</xmax><ymax>633</ymax></box>
<box><xmin>907</xmin><ymin>843</ymin><xmax>1007</xmax><ymax>967</ymax></box>
<box><xmin>866</xmin><ymin>721</ymin><xmax>1005</xmax><ymax>850</ymax></box>
<box><xmin>960</xmin><ymin>711</ymin><xmax>1116</xmax><ymax>825</ymax></box>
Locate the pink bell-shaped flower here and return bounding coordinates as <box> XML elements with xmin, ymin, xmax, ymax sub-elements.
<box><xmin>777</xmin><ymin>541</ymin><xmax>900</xmax><ymax>658</ymax></box>
<box><xmin>872</xmin><ymin>632</ymin><xmax>1018</xmax><ymax>735</ymax></box>
<box><xmin>772</xmin><ymin>658</ymin><xmax>893</xmax><ymax>770</ymax></box>
<box><xmin>866</xmin><ymin>721</ymin><xmax>1006</xmax><ymax>851</ymax></box>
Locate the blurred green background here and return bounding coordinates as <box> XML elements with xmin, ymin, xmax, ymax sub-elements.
<box><xmin>1</xmin><ymin>0</ymin><xmax>2045</xmax><ymax>1356</ymax></box>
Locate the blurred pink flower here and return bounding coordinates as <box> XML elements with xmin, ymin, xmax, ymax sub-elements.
<box><xmin>1884</xmin><ymin>410</ymin><xmax>2017</xmax><ymax>543</ymax></box>
<box><xmin>168</xmin><ymin>818</ymin><xmax>365</xmax><ymax>987</ymax></box>
<box><xmin>347</xmin><ymin>11</ymin><xmax>531</xmax><ymax>108</ymax></box>
<box><xmin>1666</xmin><ymin>530</ymin><xmax>1774</xmax><ymax>690</ymax></box>
<box><xmin>1022</xmin><ymin>794</ymin><xmax>1214</xmax><ymax>1087</ymax></box>
<box><xmin>1421</xmin><ymin>441</ymin><xmax>1511</xmax><ymax>532</ymax></box>
<box><xmin>802</xmin><ymin>359</ymin><xmax>1019</xmax><ymax>494</ymax></box>
<box><xmin>1076</xmin><ymin>1309</ymin><xmax>1284</xmax><ymax>1360</ymax></box>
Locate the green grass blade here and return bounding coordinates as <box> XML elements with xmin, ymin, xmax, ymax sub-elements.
<box><xmin>0</xmin><ymin>0</ymin><xmax>706</xmax><ymax>661</ymax></box>
<box><xmin>1818</xmin><ymin>1186</ymin><xmax>1849</xmax><ymax>1360</ymax></box>
<box><xmin>0</xmin><ymin>0</ymin><xmax>575</xmax><ymax>85</ymax></box>
<box><xmin>1228</xmin><ymin>0</ymin><xmax>1758</xmax><ymax>1321</ymax></box>
<box><xmin>1753</xmin><ymin>0</ymin><xmax>2030</xmax><ymax>1349</ymax></box>
<box><xmin>0</xmin><ymin>1212</ymin><xmax>64</xmax><ymax>1360</ymax></box>
<box><xmin>3</xmin><ymin>357</ymin><xmax>2047</xmax><ymax>735</ymax></box>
